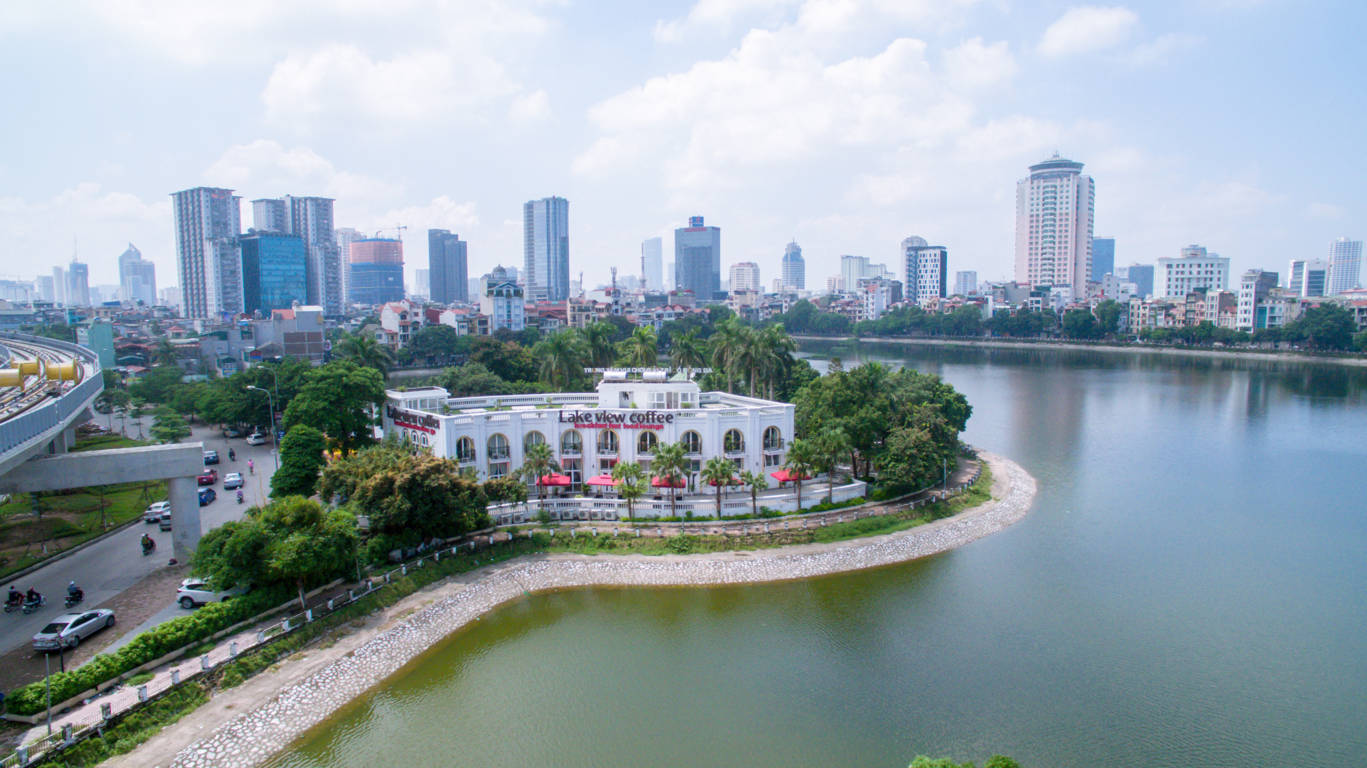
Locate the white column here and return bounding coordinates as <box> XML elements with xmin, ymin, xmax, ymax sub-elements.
<box><xmin>169</xmin><ymin>475</ymin><xmax>201</xmax><ymax>561</ymax></box>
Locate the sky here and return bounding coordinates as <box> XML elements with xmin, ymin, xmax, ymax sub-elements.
<box><xmin>0</xmin><ymin>0</ymin><xmax>1363</xmax><ymax>295</ymax></box>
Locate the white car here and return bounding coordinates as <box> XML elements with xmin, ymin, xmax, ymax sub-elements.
<box><xmin>245</xmin><ymin>433</ymin><xmax>269</xmax><ymax>446</ymax></box>
<box><xmin>222</xmin><ymin>472</ymin><xmax>244</xmax><ymax>490</ymax></box>
<box><xmin>176</xmin><ymin>578</ymin><xmax>249</xmax><ymax>609</ymax></box>
<box><xmin>143</xmin><ymin>501</ymin><xmax>171</xmax><ymax>523</ymax></box>
<box><xmin>33</xmin><ymin>610</ymin><xmax>116</xmax><ymax>651</ymax></box>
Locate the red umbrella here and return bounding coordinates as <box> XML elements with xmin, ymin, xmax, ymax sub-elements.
<box><xmin>586</xmin><ymin>474</ymin><xmax>619</xmax><ymax>487</ymax></box>
<box><xmin>651</xmin><ymin>475</ymin><xmax>686</xmax><ymax>488</ymax></box>
<box><xmin>537</xmin><ymin>473</ymin><xmax>572</xmax><ymax>487</ymax></box>
<box><xmin>707</xmin><ymin>476</ymin><xmax>741</xmax><ymax>486</ymax></box>
<box><xmin>769</xmin><ymin>469</ymin><xmax>807</xmax><ymax>483</ymax></box>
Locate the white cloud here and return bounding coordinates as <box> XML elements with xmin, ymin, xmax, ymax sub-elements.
<box><xmin>942</xmin><ymin>37</ymin><xmax>1017</xmax><ymax>88</ymax></box>
<box><xmin>203</xmin><ymin>140</ymin><xmax>401</xmax><ymax>210</ymax></box>
<box><xmin>508</xmin><ymin>90</ymin><xmax>552</xmax><ymax>123</ymax></box>
<box><xmin>1038</xmin><ymin>6</ymin><xmax>1140</xmax><ymax>58</ymax></box>
<box><xmin>1305</xmin><ymin>201</ymin><xmax>1343</xmax><ymax>220</ymax></box>
<box><xmin>654</xmin><ymin>0</ymin><xmax>798</xmax><ymax>43</ymax></box>
<box><xmin>1127</xmin><ymin>32</ymin><xmax>1202</xmax><ymax>67</ymax></box>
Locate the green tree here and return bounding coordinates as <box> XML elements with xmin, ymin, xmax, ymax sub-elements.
<box><xmin>651</xmin><ymin>441</ymin><xmax>688</xmax><ymax>518</ymax></box>
<box><xmin>271</xmin><ymin>425</ymin><xmax>329</xmax><ymax>498</ymax></box>
<box><xmin>334</xmin><ymin>333</ymin><xmax>397</xmax><ymax>376</ymax></box>
<box><xmin>343</xmin><ymin>452</ymin><xmax>490</xmax><ymax>543</ymax></box>
<box><xmin>283</xmin><ymin>361</ymin><xmax>386</xmax><ymax>452</ymax></box>
<box><xmin>617</xmin><ymin>325</ymin><xmax>659</xmax><ymax>367</ymax></box>
<box><xmin>1354</xmin><ymin>329</ymin><xmax>1367</xmax><ymax>352</ymax></box>
<box><xmin>741</xmin><ymin>469</ymin><xmax>768</xmax><ymax>517</ymax></box>
<box><xmin>408</xmin><ymin>325</ymin><xmax>460</xmax><ymax>365</ymax></box>
<box><xmin>1094</xmin><ymin>299</ymin><xmax>1123</xmax><ymax>336</ymax></box>
<box><xmin>669</xmin><ymin>328</ymin><xmax>707</xmax><ymax>371</ymax></box>
<box><xmin>611</xmin><ymin>461</ymin><xmax>646</xmax><ymax>523</ymax></box>
<box><xmin>580</xmin><ymin>321</ymin><xmax>617</xmax><ymax>368</ymax></box>
<box><xmin>784</xmin><ymin>438</ymin><xmax>818</xmax><ymax>511</ymax></box>
<box><xmin>812</xmin><ymin>426</ymin><xmax>851</xmax><ymax>502</ymax></box>
<box><xmin>151</xmin><ymin>338</ymin><xmax>179</xmax><ymax>367</ymax></box>
<box><xmin>709</xmin><ymin>318</ymin><xmax>747</xmax><ymax>393</ymax></box>
<box><xmin>150</xmin><ymin>405</ymin><xmax>190</xmax><ymax>443</ymax></box>
<box><xmin>1061</xmin><ymin>308</ymin><xmax>1100</xmax><ymax>340</ymax></box>
<box><xmin>517</xmin><ymin>441</ymin><xmax>558</xmax><ymax>514</ymax></box>
<box><xmin>701</xmin><ymin>456</ymin><xmax>736</xmax><ymax>518</ymax></box>
<box><xmin>1285</xmin><ymin>303</ymin><xmax>1356</xmax><ymax>350</ymax></box>
<box><xmin>532</xmin><ymin>330</ymin><xmax>586</xmax><ymax>390</ymax></box>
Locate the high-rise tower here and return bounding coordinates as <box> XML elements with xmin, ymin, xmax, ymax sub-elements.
<box><xmin>1327</xmin><ymin>237</ymin><xmax>1363</xmax><ymax>294</ymax></box>
<box><xmin>172</xmin><ymin>186</ymin><xmax>242</xmax><ymax>319</ymax></box>
<box><xmin>781</xmin><ymin>242</ymin><xmax>805</xmax><ymax>291</ymax></box>
<box><xmin>118</xmin><ymin>244</ymin><xmax>157</xmax><ymax>305</ymax></box>
<box><xmin>674</xmin><ymin>216</ymin><xmax>721</xmax><ymax>301</ymax></box>
<box><xmin>429</xmin><ymin>229</ymin><xmax>469</xmax><ymax>304</ymax></box>
<box><xmin>285</xmin><ymin>196</ymin><xmax>341</xmax><ymax>314</ymax></box>
<box><xmin>523</xmin><ymin>196</ymin><xmax>570</xmax><ymax>302</ymax></box>
<box><xmin>641</xmin><ymin>237</ymin><xmax>664</xmax><ymax>291</ymax></box>
<box><xmin>1014</xmin><ymin>154</ymin><xmax>1095</xmax><ymax>288</ymax></box>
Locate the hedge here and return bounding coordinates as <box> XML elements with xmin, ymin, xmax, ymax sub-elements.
<box><xmin>4</xmin><ymin>586</ymin><xmax>290</xmax><ymax>716</ymax></box>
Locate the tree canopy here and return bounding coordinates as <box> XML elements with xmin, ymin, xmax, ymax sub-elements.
<box><xmin>271</xmin><ymin>424</ymin><xmax>329</xmax><ymax>498</ymax></box>
<box><xmin>282</xmin><ymin>360</ymin><xmax>386</xmax><ymax>452</ymax></box>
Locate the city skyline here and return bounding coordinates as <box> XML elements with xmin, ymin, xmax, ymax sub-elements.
<box><xmin>1</xmin><ymin>2</ymin><xmax>1363</xmax><ymax>295</ymax></box>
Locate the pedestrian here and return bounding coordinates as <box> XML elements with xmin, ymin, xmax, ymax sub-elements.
<box><xmin>248</xmin><ymin>459</ymin><xmax>254</xmax><ymax>475</ymax></box>
<box><xmin>229</xmin><ymin>448</ymin><xmax>236</xmax><ymax>462</ymax></box>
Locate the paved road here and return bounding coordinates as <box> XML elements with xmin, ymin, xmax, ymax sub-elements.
<box><xmin>0</xmin><ymin>421</ymin><xmax>278</xmax><ymax>655</ymax></box>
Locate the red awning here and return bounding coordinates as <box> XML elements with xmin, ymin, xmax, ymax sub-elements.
<box><xmin>708</xmin><ymin>476</ymin><xmax>741</xmax><ymax>486</ymax></box>
<box><xmin>770</xmin><ymin>469</ymin><xmax>808</xmax><ymax>483</ymax></box>
<box><xmin>585</xmin><ymin>474</ymin><xmax>619</xmax><ymax>487</ymax></box>
<box><xmin>538</xmin><ymin>473</ymin><xmax>572</xmax><ymax>487</ymax></box>
<box><xmin>651</xmin><ymin>475</ymin><xmax>686</xmax><ymax>488</ymax></box>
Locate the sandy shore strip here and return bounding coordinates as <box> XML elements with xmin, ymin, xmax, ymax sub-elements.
<box><xmin>113</xmin><ymin>452</ymin><xmax>1035</xmax><ymax>768</ymax></box>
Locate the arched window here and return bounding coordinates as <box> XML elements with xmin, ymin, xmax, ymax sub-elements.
<box><xmin>763</xmin><ymin>426</ymin><xmax>783</xmax><ymax>451</ymax></box>
<box><xmin>681</xmin><ymin>430</ymin><xmax>702</xmax><ymax>455</ymax></box>
<box><xmin>637</xmin><ymin>431</ymin><xmax>657</xmax><ymax>455</ymax></box>
<box><xmin>597</xmin><ymin>429</ymin><xmax>619</xmax><ymax>454</ymax></box>
<box><xmin>523</xmin><ymin>431</ymin><xmax>546</xmax><ymax>453</ymax></box>
<box><xmin>487</xmin><ymin>434</ymin><xmax>510</xmax><ymax>460</ymax></box>
<box><xmin>456</xmin><ymin>436</ymin><xmax>476</xmax><ymax>463</ymax></box>
<box><xmin>723</xmin><ymin>429</ymin><xmax>745</xmax><ymax>453</ymax></box>
<box><xmin>561</xmin><ymin>429</ymin><xmax>582</xmax><ymax>455</ymax></box>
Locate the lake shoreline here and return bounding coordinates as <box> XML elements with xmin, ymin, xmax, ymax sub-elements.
<box><xmin>114</xmin><ymin>452</ymin><xmax>1036</xmax><ymax>768</ymax></box>
<box><xmin>796</xmin><ymin>334</ymin><xmax>1367</xmax><ymax>367</ymax></box>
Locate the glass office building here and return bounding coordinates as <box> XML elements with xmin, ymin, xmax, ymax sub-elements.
<box><xmin>240</xmin><ymin>233</ymin><xmax>307</xmax><ymax>315</ymax></box>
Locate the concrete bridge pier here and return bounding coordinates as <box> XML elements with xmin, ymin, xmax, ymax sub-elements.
<box><xmin>169</xmin><ymin>475</ymin><xmax>202</xmax><ymax>560</ymax></box>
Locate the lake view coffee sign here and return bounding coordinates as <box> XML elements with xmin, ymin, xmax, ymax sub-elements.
<box><xmin>559</xmin><ymin>410</ymin><xmax>674</xmax><ymax>430</ymax></box>
<box><xmin>386</xmin><ymin>405</ymin><xmax>439</xmax><ymax>434</ymax></box>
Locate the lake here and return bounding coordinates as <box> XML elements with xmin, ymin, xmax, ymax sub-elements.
<box><xmin>267</xmin><ymin>343</ymin><xmax>1367</xmax><ymax>768</ymax></box>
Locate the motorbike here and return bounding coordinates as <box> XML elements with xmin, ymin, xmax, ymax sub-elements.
<box><xmin>65</xmin><ymin>590</ymin><xmax>84</xmax><ymax>609</ymax></box>
<box><xmin>4</xmin><ymin>596</ymin><xmax>22</xmax><ymax>614</ymax></box>
<box><xmin>141</xmin><ymin>538</ymin><xmax>156</xmax><ymax>556</ymax></box>
<box><xmin>236</xmin><ymin>490</ymin><xmax>244</xmax><ymax>504</ymax></box>
<box><xmin>22</xmin><ymin>596</ymin><xmax>45</xmax><ymax>614</ymax></box>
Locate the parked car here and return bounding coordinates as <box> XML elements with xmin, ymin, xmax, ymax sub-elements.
<box><xmin>222</xmin><ymin>426</ymin><xmax>244</xmax><ymax>438</ymax></box>
<box><xmin>159</xmin><ymin>511</ymin><xmax>173</xmax><ymax>531</ymax></box>
<box><xmin>143</xmin><ymin>501</ymin><xmax>171</xmax><ymax>523</ymax></box>
<box><xmin>222</xmin><ymin>472</ymin><xmax>244</xmax><ymax>490</ymax></box>
<box><xmin>203</xmin><ymin>449</ymin><xmax>219</xmax><ymax>465</ymax></box>
<box><xmin>245</xmin><ymin>432</ymin><xmax>269</xmax><ymax>446</ymax></box>
<box><xmin>197</xmin><ymin>468</ymin><xmax>218</xmax><ymax>486</ymax></box>
<box><xmin>176</xmin><ymin>578</ymin><xmax>249</xmax><ymax>609</ymax></box>
<box><xmin>32</xmin><ymin>609</ymin><xmax>116</xmax><ymax>652</ymax></box>
<box><xmin>198</xmin><ymin>487</ymin><xmax>216</xmax><ymax>506</ymax></box>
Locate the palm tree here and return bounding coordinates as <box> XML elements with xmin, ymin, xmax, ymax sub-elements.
<box><xmin>813</xmin><ymin>426</ymin><xmax>850</xmax><ymax>503</ymax></box>
<box><xmin>533</xmin><ymin>330</ymin><xmax>585</xmax><ymax>391</ymax></box>
<box><xmin>709</xmin><ymin>319</ymin><xmax>746</xmax><ymax>393</ymax></box>
<box><xmin>618</xmin><ymin>326</ymin><xmax>659</xmax><ymax>368</ymax></box>
<box><xmin>652</xmin><ymin>441</ymin><xmax>688</xmax><ymax>519</ymax></box>
<box><xmin>758</xmin><ymin>324</ymin><xmax>797</xmax><ymax>399</ymax></box>
<box><xmin>669</xmin><ymin>329</ymin><xmax>707</xmax><ymax>372</ymax></box>
<box><xmin>611</xmin><ymin>461</ymin><xmax>646</xmax><ymax>523</ymax></box>
<box><xmin>701</xmin><ymin>456</ymin><xmax>735</xmax><ymax>519</ymax></box>
<box><xmin>152</xmin><ymin>338</ymin><xmax>178</xmax><ymax>367</ymax></box>
<box><xmin>784</xmin><ymin>438</ymin><xmax>818</xmax><ymax>512</ymax></box>
<box><xmin>580</xmin><ymin>322</ymin><xmax>617</xmax><ymax>369</ymax></box>
<box><xmin>517</xmin><ymin>441</ymin><xmax>558</xmax><ymax>514</ymax></box>
<box><xmin>741</xmin><ymin>470</ymin><xmax>769</xmax><ymax>517</ymax></box>
<box><xmin>335</xmin><ymin>333</ymin><xmax>396</xmax><ymax>376</ymax></box>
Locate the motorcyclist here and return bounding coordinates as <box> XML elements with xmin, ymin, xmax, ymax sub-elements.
<box><xmin>229</xmin><ymin>448</ymin><xmax>236</xmax><ymax>462</ymax></box>
<box><xmin>5</xmin><ymin>585</ymin><xmax>20</xmax><ymax>607</ymax></box>
<box><xmin>236</xmin><ymin>489</ymin><xmax>244</xmax><ymax>503</ymax></box>
<box><xmin>67</xmin><ymin>581</ymin><xmax>82</xmax><ymax>602</ymax></box>
<box><xmin>247</xmin><ymin>459</ymin><xmax>254</xmax><ymax>475</ymax></box>
<box><xmin>141</xmin><ymin>533</ymin><xmax>155</xmax><ymax>552</ymax></box>
<box><xmin>25</xmin><ymin>587</ymin><xmax>41</xmax><ymax>605</ymax></box>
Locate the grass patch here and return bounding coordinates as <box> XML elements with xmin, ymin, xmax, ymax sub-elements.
<box><xmin>125</xmin><ymin>672</ymin><xmax>154</xmax><ymax>686</ymax></box>
<box><xmin>40</xmin><ymin>683</ymin><xmax>208</xmax><ymax>768</ymax></box>
<box><xmin>69</xmin><ymin>434</ymin><xmax>150</xmax><ymax>453</ymax></box>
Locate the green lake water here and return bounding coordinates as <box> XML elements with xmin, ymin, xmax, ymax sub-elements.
<box><xmin>267</xmin><ymin>344</ymin><xmax>1367</xmax><ymax>768</ymax></box>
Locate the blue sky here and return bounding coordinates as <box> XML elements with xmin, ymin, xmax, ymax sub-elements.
<box><xmin>0</xmin><ymin>0</ymin><xmax>1362</xmax><ymax>294</ymax></box>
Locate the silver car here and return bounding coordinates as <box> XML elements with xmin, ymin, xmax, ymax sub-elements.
<box><xmin>177</xmin><ymin>578</ymin><xmax>249</xmax><ymax>609</ymax></box>
<box><xmin>32</xmin><ymin>609</ymin><xmax>116</xmax><ymax>652</ymax></box>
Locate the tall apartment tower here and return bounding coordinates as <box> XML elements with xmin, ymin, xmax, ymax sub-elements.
<box><xmin>523</xmin><ymin>196</ymin><xmax>569</xmax><ymax>302</ymax></box>
<box><xmin>674</xmin><ymin>216</ymin><xmax>721</xmax><ymax>301</ymax></box>
<box><xmin>954</xmin><ymin>270</ymin><xmax>978</xmax><ymax>296</ymax></box>
<box><xmin>1327</xmin><ymin>237</ymin><xmax>1363</xmax><ymax>294</ymax></box>
<box><xmin>284</xmin><ymin>196</ymin><xmax>341</xmax><ymax>314</ymax></box>
<box><xmin>251</xmin><ymin>198</ymin><xmax>289</xmax><ymax>232</ymax></box>
<box><xmin>641</xmin><ymin>237</ymin><xmax>664</xmax><ymax>291</ymax></box>
<box><xmin>335</xmin><ymin>227</ymin><xmax>364</xmax><ymax>306</ymax></box>
<box><xmin>66</xmin><ymin>260</ymin><xmax>91</xmax><ymax>306</ymax></box>
<box><xmin>428</xmin><ymin>229</ymin><xmax>469</xmax><ymax>304</ymax></box>
<box><xmin>904</xmin><ymin>237</ymin><xmax>948</xmax><ymax>306</ymax></box>
<box><xmin>172</xmin><ymin>186</ymin><xmax>242</xmax><ymax>319</ymax></box>
<box><xmin>781</xmin><ymin>241</ymin><xmax>805</xmax><ymax>291</ymax></box>
<box><xmin>1015</xmin><ymin>154</ymin><xmax>1095</xmax><ymax>288</ymax></box>
<box><xmin>118</xmin><ymin>244</ymin><xmax>157</xmax><ymax>305</ymax></box>
<box><xmin>729</xmin><ymin>261</ymin><xmax>761</xmax><ymax>292</ymax></box>
<box><xmin>1091</xmin><ymin>237</ymin><xmax>1115</xmax><ymax>282</ymax></box>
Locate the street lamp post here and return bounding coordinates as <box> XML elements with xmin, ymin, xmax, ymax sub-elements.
<box><xmin>246</xmin><ymin>386</ymin><xmax>280</xmax><ymax>471</ymax></box>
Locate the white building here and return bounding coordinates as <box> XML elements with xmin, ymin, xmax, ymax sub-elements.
<box><xmin>641</xmin><ymin>237</ymin><xmax>664</xmax><ymax>292</ymax></box>
<box><xmin>382</xmin><ymin>371</ymin><xmax>816</xmax><ymax>521</ymax></box>
<box><xmin>1288</xmin><ymin>258</ymin><xmax>1329</xmax><ymax>297</ymax></box>
<box><xmin>729</xmin><ymin>261</ymin><xmax>761</xmax><ymax>293</ymax></box>
<box><xmin>1157</xmin><ymin>245</ymin><xmax>1230</xmax><ymax>298</ymax></box>
<box><xmin>860</xmin><ymin>278</ymin><xmax>895</xmax><ymax>320</ymax></box>
<box><xmin>480</xmin><ymin>275</ymin><xmax>525</xmax><ymax>332</ymax></box>
<box><xmin>903</xmin><ymin>238</ymin><xmax>947</xmax><ymax>307</ymax></box>
<box><xmin>1236</xmin><ymin>269</ymin><xmax>1279</xmax><ymax>331</ymax></box>
<box><xmin>954</xmin><ymin>270</ymin><xmax>977</xmax><ymax>296</ymax></box>
<box><xmin>171</xmin><ymin>186</ymin><xmax>242</xmax><ymax>319</ymax></box>
<box><xmin>1014</xmin><ymin>154</ymin><xmax>1094</xmax><ymax>288</ymax></box>
<box><xmin>1327</xmin><ymin>237</ymin><xmax>1362</xmax><ymax>295</ymax></box>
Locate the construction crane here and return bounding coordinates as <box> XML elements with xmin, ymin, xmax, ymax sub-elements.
<box><xmin>374</xmin><ymin>224</ymin><xmax>407</xmax><ymax>241</ymax></box>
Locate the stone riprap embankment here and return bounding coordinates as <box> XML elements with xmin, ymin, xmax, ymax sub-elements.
<box><xmin>138</xmin><ymin>452</ymin><xmax>1035</xmax><ymax>768</ymax></box>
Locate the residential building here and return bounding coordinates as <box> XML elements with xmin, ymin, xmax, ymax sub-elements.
<box><xmin>481</xmin><ymin>271</ymin><xmax>526</xmax><ymax>333</ymax></box>
<box><xmin>1327</xmin><ymin>237</ymin><xmax>1363</xmax><ymax>294</ymax></box>
<box><xmin>729</xmin><ymin>261</ymin><xmax>761</xmax><ymax>292</ymax></box>
<box><xmin>1122</xmin><ymin>264</ymin><xmax>1154</xmax><ymax>299</ymax></box>
<box><xmin>378</xmin><ymin>300</ymin><xmax>424</xmax><ymax>348</ymax></box>
<box><xmin>1288</xmin><ymin>259</ymin><xmax>1329</xmax><ymax>297</ymax></box>
<box><xmin>34</xmin><ymin>275</ymin><xmax>54</xmax><ymax>303</ymax></box>
<box><xmin>428</xmin><ymin>228</ymin><xmax>469</xmax><ymax>304</ymax></box>
<box><xmin>172</xmin><ymin>186</ymin><xmax>242</xmax><ymax>319</ymax></box>
<box><xmin>781</xmin><ymin>241</ymin><xmax>805</xmax><ymax>291</ymax></box>
<box><xmin>66</xmin><ymin>260</ymin><xmax>90</xmax><ymax>307</ymax></box>
<box><xmin>1157</xmin><ymin>245</ymin><xmax>1230</xmax><ymax>297</ymax></box>
<box><xmin>349</xmin><ymin>238</ymin><xmax>404</xmax><ymax>305</ymax></box>
<box><xmin>51</xmin><ymin>266</ymin><xmax>66</xmax><ymax>306</ymax></box>
<box><xmin>251</xmin><ymin>198</ymin><xmax>289</xmax><ymax>232</ymax></box>
<box><xmin>75</xmin><ymin>319</ymin><xmax>116</xmax><ymax>368</ymax></box>
<box><xmin>1091</xmin><ymin>237</ymin><xmax>1115</xmax><ymax>283</ymax></box>
<box><xmin>1014</xmin><ymin>153</ymin><xmax>1095</xmax><ymax>288</ymax></box>
<box><xmin>118</xmin><ymin>244</ymin><xmax>157</xmax><ymax>305</ymax></box>
<box><xmin>840</xmin><ymin>255</ymin><xmax>868</xmax><ymax>294</ymax></box>
<box><xmin>859</xmin><ymin>277</ymin><xmax>897</xmax><ymax>321</ymax></box>
<box><xmin>160</xmin><ymin>286</ymin><xmax>182</xmax><ymax>309</ymax></box>
<box><xmin>954</xmin><ymin>271</ymin><xmax>978</xmax><ymax>296</ymax></box>
<box><xmin>523</xmin><ymin>196</ymin><xmax>570</xmax><ymax>302</ymax></box>
<box><xmin>414</xmin><ymin>269</ymin><xmax>430</xmax><ymax>298</ymax></box>
<box><xmin>903</xmin><ymin>238</ymin><xmax>948</xmax><ymax>306</ymax></box>
<box><xmin>1236</xmin><ymin>269</ymin><xmax>1280</xmax><ymax>330</ymax></box>
<box><xmin>239</xmin><ymin>233</ymin><xmax>308</xmax><ymax>315</ymax></box>
<box><xmin>674</xmin><ymin>216</ymin><xmax>721</xmax><ymax>301</ymax></box>
<box><xmin>284</xmin><ymin>196</ymin><xmax>342</xmax><ymax>315</ymax></box>
<box><xmin>641</xmin><ymin>237</ymin><xmax>664</xmax><ymax>291</ymax></box>
<box><xmin>335</xmin><ymin>227</ymin><xmax>365</xmax><ymax>305</ymax></box>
